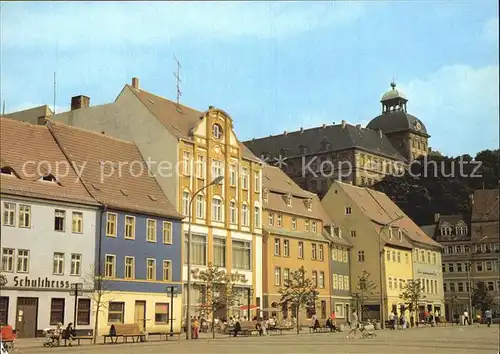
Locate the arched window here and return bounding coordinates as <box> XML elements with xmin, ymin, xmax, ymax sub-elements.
<box><xmin>229</xmin><ymin>200</ymin><xmax>237</xmax><ymax>224</ymax></box>
<box><xmin>254</xmin><ymin>206</ymin><xmax>261</xmax><ymax>228</ymax></box>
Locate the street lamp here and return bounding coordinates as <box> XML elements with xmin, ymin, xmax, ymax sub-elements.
<box><xmin>185</xmin><ymin>175</ymin><xmax>224</xmax><ymax>340</ymax></box>
<box><xmin>378</xmin><ymin>215</ymin><xmax>404</xmax><ymax>330</ymax></box>
<box><xmin>247</xmin><ymin>287</ymin><xmax>254</xmax><ymax>320</ymax></box>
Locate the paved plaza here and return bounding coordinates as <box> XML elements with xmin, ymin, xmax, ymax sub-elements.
<box><xmin>12</xmin><ymin>326</ymin><xmax>500</xmax><ymax>354</ymax></box>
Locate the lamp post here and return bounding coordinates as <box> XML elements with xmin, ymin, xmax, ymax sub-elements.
<box><xmin>166</xmin><ymin>285</ymin><xmax>178</xmax><ymax>336</ymax></box>
<box><xmin>185</xmin><ymin>176</ymin><xmax>224</xmax><ymax>340</ymax></box>
<box><xmin>70</xmin><ymin>283</ymin><xmax>83</xmax><ymax>329</ymax></box>
<box><xmin>378</xmin><ymin>216</ymin><xmax>404</xmax><ymax>330</ymax></box>
<box><xmin>247</xmin><ymin>287</ymin><xmax>254</xmax><ymax>320</ymax></box>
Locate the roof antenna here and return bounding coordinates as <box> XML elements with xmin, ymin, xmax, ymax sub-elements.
<box><xmin>2</xmin><ymin>100</ymin><xmax>5</xmax><ymax>116</ymax></box>
<box><xmin>173</xmin><ymin>56</ymin><xmax>182</xmax><ymax>113</ymax></box>
<box><xmin>53</xmin><ymin>71</ymin><xmax>57</xmax><ymax>115</ymax></box>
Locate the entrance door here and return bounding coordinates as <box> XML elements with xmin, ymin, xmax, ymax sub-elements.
<box><xmin>15</xmin><ymin>298</ymin><xmax>38</xmax><ymax>338</ymax></box>
<box><xmin>134</xmin><ymin>301</ymin><xmax>146</xmax><ymax>330</ymax></box>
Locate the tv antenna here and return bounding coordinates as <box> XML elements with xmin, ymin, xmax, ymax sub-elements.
<box><xmin>173</xmin><ymin>56</ymin><xmax>182</xmax><ymax>112</ymax></box>
<box><xmin>53</xmin><ymin>72</ymin><xmax>57</xmax><ymax>115</ymax></box>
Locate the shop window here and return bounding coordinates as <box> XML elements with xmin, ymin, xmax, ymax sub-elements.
<box><xmin>50</xmin><ymin>298</ymin><xmax>65</xmax><ymax>325</ymax></box>
<box><xmin>77</xmin><ymin>299</ymin><xmax>91</xmax><ymax>325</ymax></box>
<box><xmin>155</xmin><ymin>303</ymin><xmax>169</xmax><ymax>324</ymax></box>
<box><xmin>108</xmin><ymin>302</ymin><xmax>125</xmax><ymax>323</ymax></box>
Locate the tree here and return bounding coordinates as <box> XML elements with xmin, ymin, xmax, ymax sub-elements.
<box><xmin>399</xmin><ymin>279</ymin><xmax>424</xmax><ymax>326</ymax></box>
<box><xmin>278</xmin><ymin>266</ymin><xmax>318</xmax><ymax>334</ymax></box>
<box><xmin>83</xmin><ymin>265</ymin><xmax>113</xmax><ymax>344</ymax></box>
<box><xmin>197</xmin><ymin>263</ymin><xmax>245</xmax><ymax>338</ymax></box>
<box><xmin>472</xmin><ymin>281</ymin><xmax>494</xmax><ymax>313</ymax></box>
<box><xmin>355</xmin><ymin>270</ymin><xmax>377</xmax><ymax>321</ymax></box>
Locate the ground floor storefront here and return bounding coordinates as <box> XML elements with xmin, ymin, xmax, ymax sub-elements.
<box><xmin>331</xmin><ymin>297</ymin><xmax>354</xmax><ymax>324</ymax></box>
<box><xmin>0</xmin><ymin>289</ymin><xmax>93</xmax><ymax>338</ymax></box>
<box><xmin>96</xmin><ymin>291</ymin><xmax>183</xmax><ymax>336</ymax></box>
<box><xmin>262</xmin><ymin>294</ymin><xmax>332</xmax><ymax>326</ymax></box>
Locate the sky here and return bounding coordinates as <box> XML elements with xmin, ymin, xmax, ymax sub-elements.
<box><xmin>1</xmin><ymin>1</ymin><xmax>498</xmax><ymax>157</ymax></box>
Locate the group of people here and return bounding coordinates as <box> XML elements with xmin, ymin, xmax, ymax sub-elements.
<box><xmin>462</xmin><ymin>308</ymin><xmax>494</xmax><ymax>327</ymax></box>
<box><xmin>43</xmin><ymin>322</ymin><xmax>76</xmax><ymax>346</ymax></box>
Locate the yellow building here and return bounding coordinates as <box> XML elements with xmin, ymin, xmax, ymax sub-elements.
<box><xmin>322</xmin><ymin>181</ymin><xmax>443</xmax><ymax>321</ymax></box>
<box><xmin>261</xmin><ymin>166</ymin><xmax>332</xmax><ymax>324</ymax></box>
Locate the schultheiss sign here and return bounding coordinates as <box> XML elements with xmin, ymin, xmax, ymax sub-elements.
<box><xmin>9</xmin><ymin>276</ymin><xmax>71</xmax><ymax>289</ymax></box>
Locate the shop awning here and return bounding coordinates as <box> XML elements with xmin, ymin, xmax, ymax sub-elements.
<box><xmin>239</xmin><ymin>304</ymin><xmax>259</xmax><ymax>311</ymax></box>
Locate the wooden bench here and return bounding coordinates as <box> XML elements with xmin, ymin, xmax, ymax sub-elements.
<box><xmin>103</xmin><ymin>324</ymin><xmax>146</xmax><ymax>344</ymax></box>
<box><xmin>228</xmin><ymin>322</ymin><xmax>260</xmax><ymax>336</ymax></box>
<box><xmin>148</xmin><ymin>331</ymin><xmax>182</xmax><ymax>341</ymax></box>
<box><xmin>63</xmin><ymin>335</ymin><xmax>93</xmax><ymax>346</ymax></box>
<box><xmin>309</xmin><ymin>319</ymin><xmax>328</xmax><ymax>333</ymax></box>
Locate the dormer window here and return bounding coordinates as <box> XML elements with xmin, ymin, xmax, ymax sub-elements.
<box><xmin>388</xmin><ymin>227</ymin><xmax>393</xmax><ymax>239</ymax></box>
<box><xmin>299</xmin><ymin>145</ymin><xmax>309</xmax><ymax>155</ymax></box>
<box><xmin>40</xmin><ymin>174</ymin><xmax>57</xmax><ymax>183</ymax></box>
<box><xmin>304</xmin><ymin>198</ymin><xmax>312</xmax><ymax>211</ymax></box>
<box><xmin>456</xmin><ymin>225</ymin><xmax>467</xmax><ymax>235</ymax></box>
<box><xmin>440</xmin><ymin>226</ymin><xmax>452</xmax><ymax>236</ymax></box>
<box><xmin>334</xmin><ymin>227</ymin><xmax>342</xmax><ymax>238</ymax></box>
<box><xmin>284</xmin><ymin>193</ymin><xmax>292</xmax><ymax>207</ymax></box>
<box><xmin>263</xmin><ymin>188</ymin><xmax>269</xmax><ymax>203</ymax></box>
<box><xmin>0</xmin><ymin>167</ymin><xmax>15</xmax><ymax>176</ymax></box>
<box><xmin>398</xmin><ymin>229</ymin><xmax>403</xmax><ymax>241</ymax></box>
<box><xmin>212</xmin><ymin>123</ymin><xmax>223</xmax><ymax>140</ymax></box>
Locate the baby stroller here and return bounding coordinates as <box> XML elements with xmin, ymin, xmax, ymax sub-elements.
<box><xmin>1</xmin><ymin>325</ymin><xmax>17</xmax><ymax>352</ymax></box>
<box><xmin>42</xmin><ymin>328</ymin><xmax>61</xmax><ymax>347</ymax></box>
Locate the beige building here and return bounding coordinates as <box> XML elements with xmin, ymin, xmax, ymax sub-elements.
<box><xmin>7</xmin><ymin>77</ymin><xmax>264</xmax><ymax>320</ymax></box>
<box><xmin>261</xmin><ymin>166</ymin><xmax>332</xmax><ymax>324</ymax></box>
<box><xmin>321</xmin><ymin>181</ymin><xmax>443</xmax><ymax>321</ymax></box>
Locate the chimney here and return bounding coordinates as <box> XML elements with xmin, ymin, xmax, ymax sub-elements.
<box><xmin>284</xmin><ymin>131</ymin><xmax>288</xmax><ymax>135</ymax></box>
<box><xmin>209</xmin><ymin>105</ymin><xmax>214</xmax><ymax>109</ymax></box>
<box><xmin>356</xmin><ymin>124</ymin><xmax>361</xmax><ymax>129</ymax></box>
<box><xmin>300</xmin><ymin>127</ymin><xmax>304</xmax><ymax>133</ymax></box>
<box><xmin>378</xmin><ymin>128</ymin><xmax>383</xmax><ymax>139</ymax></box>
<box><xmin>341</xmin><ymin>120</ymin><xmax>346</xmax><ymax>128</ymax></box>
<box><xmin>322</xmin><ymin>123</ymin><xmax>326</xmax><ymax>128</ymax></box>
<box><xmin>434</xmin><ymin>213</ymin><xmax>440</xmax><ymax>223</ymax></box>
<box><xmin>131</xmin><ymin>77</ymin><xmax>140</xmax><ymax>90</ymax></box>
<box><xmin>71</xmin><ymin>95</ymin><xmax>90</xmax><ymax>111</ymax></box>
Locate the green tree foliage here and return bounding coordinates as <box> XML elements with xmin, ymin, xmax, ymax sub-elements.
<box><xmin>355</xmin><ymin>270</ymin><xmax>377</xmax><ymax>321</ymax></box>
<box><xmin>471</xmin><ymin>281</ymin><xmax>495</xmax><ymax>313</ymax></box>
<box><xmin>399</xmin><ymin>279</ymin><xmax>423</xmax><ymax>316</ymax></box>
<box><xmin>374</xmin><ymin>149</ymin><xmax>499</xmax><ymax>225</ymax></box>
<box><xmin>279</xmin><ymin>266</ymin><xmax>318</xmax><ymax>334</ymax></box>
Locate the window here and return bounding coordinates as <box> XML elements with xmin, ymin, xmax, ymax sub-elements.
<box><xmin>456</xmin><ymin>263</ymin><xmax>463</xmax><ymax>272</ymax></box>
<box><xmin>196</xmin><ymin>195</ymin><xmax>205</xmax><ymax>219</ymax></box>
<box><xmin>18</xmin><ymin>205</ymin><xmax>31</xmax><ymax>228</ymax></box>
<box><xmin>427</xmin><ymin>251</ymin><xmax>431</xmax><ymax>263</ymax></box>
<box><xmin>147</xmin><ymin>258</ymin><xmax>156</xmax><ymax>280</ymax></box>
<box><xmin>70</xmin><ymin>254</ymin><xmax>81</xmax><ymax>276</ymax></box>
<box><xmin>298</xmin><ymin>242</ymin><xmax>304</xmax><ymax>258</ymax></box>
<box><xmin>1</xmin><ymin>248</ymin><xmax>14</xmax><ymax>272</ymax></box>
<box><xmin>241</xmin><ymin>204</ymin><xmax>249</xmax><ymax>226</ymax></box>
<box><xmin>55</xmin><ymin>210</ymin><xmax>66</xmax><ymax>232</ymax></box>
<box><xmin>343</xmin><ymin>249</ymin><xmax>348</xmax><ymax>263</ymax></box>
<box><xmin>486</xmin><ymin>261</ymin><xmax>493</xmax><ymax>271</ymax></box>
<box><xmin>241</xmin><ymin>167</ymin><xmax>249</xmax><ymax>189</ymax></box>
<box><xmin>213</xmin><ymin>238</ymin><xmax>226</xmax><ymax>267</ymax></box>
<box><xmin>388</xmin><ymin>228</ymin><xmax>393</xmax><ymax>239</ymax></box>
<box><xmin>196</xmin><ymin>155</ymin><xmax>205</xmax><ymax>179</ymax></box>
<box><xmin>487</xmin><ymin>282</ymin><xmax>494</xmax><ymax>291</ymax></box>
<box><xmin>386</xmin><ymin>250</ymin><xmax>391</xmax><ymax>261</ymax></box>
<box><xmin>70</xmin><ymin>211</ymin><xmax>83</xmax><ymax>233</ymax></box>
<box><xmin>432</xmin><ymin>252</ymin><xmax>437</xmax><ymax>264</ymax></box>
<box><xmin>182</xmin><ymin>191</ymin><xmax>190</xmax><ymax>216</ymax></box>
<box><xmin>163</xmin><ymin>221</ymin><xmax>172</xmax><ymax>244</ymax></box>
<box><xmin>255</xmin><ymin>173</ymin><xmax>261</xmax><ymax>192</ymax></box>
<box><xmin>333</xmin><ymin>274</ymin><xmax>338</xmax><ymax>289</ymax></box>
<box><xmin>224</xmin><ymin>201</ymin><xmax>234</xmax><ymax>225</ymax></box>
<box><xmin>292</xmin><ymin>218</ymin><xmax>297</xmax><ymax>230</ymax></box>
<box><xmin>125</xmin><ymin>257</ymin><xmax>135</xmax><ymax>279</ymax></box>
<box><xmin>163</xmin><ymin>260</ymin><xmax>172</xmax><ymax>281</ymax></box>
<box><xmin>105</xmin><ymin>212</ymin><xmax>116</xmax><ymax>236</ymax></box>
<box><xmin>53</xmin><ymin>252</ymin><xmax>65</xmax><ymax>275</ymax></box>
<box><xmin>358</xmin><ymin>251</ymin><xmax>365</xmax><ymax>263</ymax></box>
<box><xmin>229</xmin><ymin>164</ymin><xmax>237</xmax><ymax>186</ymax></box>
<box><xmin>319</xmin><ymin>245</ymin><xmax>324</xmax><ymax>261</ymax></box>
<box><xmin>277</xmin><ymin>214</ymin><xmax>283</xmax><ymax>227</ymax></box>
<box><xmin>392</xmin><ymin>251</ymin><xmax>396</xmax><ymax>262</ymax></box>
<box><xmin>448</xmin><ymin>263</ymin><xmax>454</xmax><ymax>272</ymax></box>
<box><xmin>182</xmin><ymin>151</ymin><xmax>191</xmax><ymax>175</ymax></box>
<box><xmin>343</xmin><ymin>276</ymin><xmax>349</xmax><ymax>290</ymax></box>
<box><xmin>16</xmin><ymin>250</ymin><xmax>29</xmax><ymax>273</ymax></box>
<box><xmin>147</xmin><ymin>219</ymin><xmax>157</xmax><ymax>242</ymax></box>
<box><xmin>312</xmin><ymin>221</ymin><xmax>317</xmax><ymax>233</ymax></box>
<box><xmin>283</xmin><ymin>268</ymin><xmax>290</xmax><ymax>283</ymax></box>
<box><xmin>212</xmin><ymin>198</ymin><xmax>223</xmax><ymax>222</ymax></box>
<box><xmin>274</xmin><ymin>267</ymin><xmax>281</xmax><ymax>286</ymax></box>
<box><xmin>319</xmin><ymin>271</ymin><xmax>325</xmax><ymax>288</ymax></box>
<box><xmin>449</xmin><ymin>283</ymin><xmax>455</xmax><ymax>292</ymax></box>
<box><xmin>338</xmin><ymin>275</ymin><xmax>344</xmax><ymax>290</ymax></box>
<box><xmin>268</xmin><ymin>213</ymin><xmax>274</xmax><ymax>226</ymax></box>
<box><xmin>108</xmin><ymin>302</ymin><xmax>125</xmax><ymax>323</ymax></box>
<box><xmin>185</xmin><ymin>234</ymin><xmax>207</xmax><ymax>266</ymax></box>
<box><xmin>397</xmin><ymin>252</ymin><xmax>401</xmax><ymax>263</ymax></box>
<box><xmin>350</xmin><ymin>230</ymin><xmax>357</xmax><ymax>238</ymax></box>
<box><xmin>283</xmin><ymin>240</ymin><xmax>290</xmax><ymax>257</ymax></box>
<box><xmin>254</xmin><ymin>207</ymin><xmax>260</xmax><ymax>228</ymax></box>
<box><xmin>388</xmin><ymin>277</ymin><xmax>393</xmax><ymax>290</ymax></box>
<box><xmin>476</xmin><ymin>262</ymin><xmax>483</xmax><ymax>272</ymax></box>
<box><xmin>50</xmin><ymin>298</ymin><xmax>65</xmax><ymax>325</ymax></box>
<box><xmin>312</xmin><ymin>244</ymin><xmax>317</xmax><ymax>260</ymax></box>
<box><xmin>232</xmin><ymin>240</ymin><xmax>251</xmax><ymax>270</ymax></box>
<box><xmin>104</xmin><ymin>255</ymin><xmax>115</xmax><ymax>277</ymax></box>
<box><xmin>274</xmin><ymin>238</ymin><xmax>281</xmax><ymax>256</ymax></box>
<box><xmin>212</xmin><ymin>123</ymin><xmax>223</xmax><ymax>139</ymax></box>
<box><xmin>155</xmin><ymin>303</ymin><xmax>169</xmax><ymax>324</ymax></box>
<box><xmin>125</xmin><ymin>216</ymin><xmax>135</xmax><ymax>239</ymax></box>
<box><xmin>345</xmin><ymin>207</ymin><xmax>352</xmax><ymax>215</ymax></box>
<box><xmin>398</xmin><ymin>229</ymin><xmax>403</xmax><ymax>241</ymax></box>
<box><xmin>2</xmin><ymin>202</ymin><xmax>15</xmax><ymax>226</ymax></box>
<box><xmin>305</xmin><ymin>220</ymin><xmax>309</xmax><ymax>232</ymax></box>
<box><xmin>77</xmin><ymin>299</ymin><xmax>91</xmax><ymax>325</ymax></box>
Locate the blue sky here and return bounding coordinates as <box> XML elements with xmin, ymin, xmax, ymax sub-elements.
<box><xmin>1</xmin><ymin>1</ymin><xmax>498</xmax><ymax>156</ymax></box>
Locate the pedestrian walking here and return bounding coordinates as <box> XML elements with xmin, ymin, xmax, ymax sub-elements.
<box><xmin>485</xmin><ymin>309</ymin><xmax>492</xmax><ymax>327</ymax></box>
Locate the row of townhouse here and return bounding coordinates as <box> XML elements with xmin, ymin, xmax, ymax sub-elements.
<box><xmin>1</xmin><ymin>77</ymin><xmax>445</xmax><ymax>336</ymax></box>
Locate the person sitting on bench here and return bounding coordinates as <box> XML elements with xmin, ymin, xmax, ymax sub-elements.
<box><xmin>63</xmin><ymin>323</ymin><xmax>76</xmax><ymax>346</ymax></box>
<box><xmin>233</xmin><ymin>320</ymin><xmax>241</xmax><ymax>337</ymax></box>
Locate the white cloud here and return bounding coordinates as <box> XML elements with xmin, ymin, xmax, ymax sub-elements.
<box><xmin>1</xmin><ymin>2</ymin><xmax>365</xmax><ymax>48</ymax></box>
<box><xmin>482</xmin><ymin>17</ymin><xmax>499</xmax><ymax>43</ymax></box>
<box><xmin>399</xmin><ymin>64</ymin><xmax>499</xmax><ymax>156</ymax></box>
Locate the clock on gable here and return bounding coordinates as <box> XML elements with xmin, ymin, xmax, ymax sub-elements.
<box><xmin>415</xmin><ymin>121</ymin><xmax>422</xmax><ymax>131</ymax></box>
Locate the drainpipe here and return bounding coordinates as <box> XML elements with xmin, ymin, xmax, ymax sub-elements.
<box><xmin>93</xmin><ymin>206</ymin><xmax>107</xmax><ymax>343</ymax></box>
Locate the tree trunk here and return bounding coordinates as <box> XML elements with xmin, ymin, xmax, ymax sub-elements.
<box><xmin>212</xmin><ymin>305</ymin><xmax>216</xmax><ymax>339</ymax></box>
<box><xmin>296</xmin><ymin>305</ymin><xmax>300</xmax><ymax>335</ymax></box>
<box><xmin>93</xmin><ymin>294</ymin><xmax>101</xmax><ymax>344</ymax></box>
